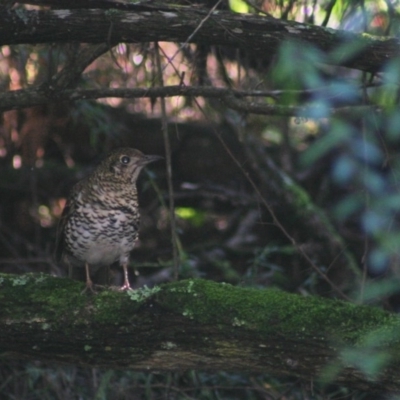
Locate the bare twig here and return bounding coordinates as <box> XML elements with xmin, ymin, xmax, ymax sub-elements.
<box><xmin>188</xmin><ymin>97</ymin><xmax>355</xmax><ymax>300</ymax></box>
<box><xmin>0</xmin><ymin>85</ymin><xmax>380</xmax><ymax>116</ymax></box>
<box><xmin>155</xmin><ymin>42</ymin><xmax>180</xmax><ymax>280</ymax></box>
<box><xmin>50</xmin><ymin>43</ymin><xmax>113</xmax><ymax>89</ymax></box>
<box><xmin>163</xmin><ymin>0</ymin><xmax>223</xmax><ymax>71</ymax></box>
<box><xmin>359</xmin><ymin>71</ymin><xmax>372</xmax><ymax>304</ymax></box>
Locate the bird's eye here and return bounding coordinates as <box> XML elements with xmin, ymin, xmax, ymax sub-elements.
<box><xmin>121</xmin><ymin>156</ymin><xmax>130</xmax><ymax>165</ymax></box>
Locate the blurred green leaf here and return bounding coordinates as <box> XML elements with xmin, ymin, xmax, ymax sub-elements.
<box><xmin>229</xmin><ymin>0</ymin><xmax>249</xmax><ymax>13</ymax></box>
<box><xmin>332</xmin><ymin>155</ymin><xmax>356</xmax><ymax>184</ymax></box>
<box><xmin>301</xmin><ymin>120</ymin><xmax>352</xmax><ymax>166</ymax></box>
<box><xmin>358</xmin><ymin>278</ymin><xmax>400</xmax><ymax>302</ymax></box>
<box><xmin>341</xmin><ymin>347</ymin><xmax>391</xmax><ymax>378</ymax></box>
<box><xmin>175</xmin><ymin>207</ymin><xmax>206</xmax><ymax>227</ymax></box>
<box><xmin>333</xmin><ymin>193</ymin><xmax>364</xmax><ymax>221</ymax></box>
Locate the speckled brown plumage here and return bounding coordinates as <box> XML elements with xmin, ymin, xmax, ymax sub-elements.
<box><xmin>55</xmin><ymin>148</ymin><xmax>162</xmax><ymax>291</ymax></box>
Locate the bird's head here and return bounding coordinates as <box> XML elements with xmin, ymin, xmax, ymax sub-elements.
<box><xmin>101</xmin><ymin>148</ymin><xmax>163</xmax><ymax>184</ymax></box>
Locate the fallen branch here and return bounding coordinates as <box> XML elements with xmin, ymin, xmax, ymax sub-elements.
<box><xmin>1</xmin><ymin>274</ymin><xmax>400</xmax><ymax>394</ymax></box>
<box><xmin>1</xmin><ymin>6</ymin><xmax>398</xmax><ymax>73</ymax></box>
<box><xmin>0</xmin><ymin>85</ymin><xmax>379</xmax><ymax>115</ymax></box>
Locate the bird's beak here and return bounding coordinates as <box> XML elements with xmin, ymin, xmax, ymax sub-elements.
<box><xmin>141</xmin><ymin>155</ymin><xmax>164</xmax><ymax>165</ymax></box>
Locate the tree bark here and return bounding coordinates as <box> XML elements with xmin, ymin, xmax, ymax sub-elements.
<box><xmin>1</xmin><ymin>5</ymin><xmax>398</xmax><ymax>73</ymax></box>
<box><xmin>1</xmin><ymin>274</ymin><xmax>400</xmax><ymax>394</ymax></box>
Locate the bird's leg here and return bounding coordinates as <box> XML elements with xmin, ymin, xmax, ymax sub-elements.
<box><xmin>81</xmin><ymin>262</ymin><xmax>96</xmax><ymax>294</ymax></box>
<box><xmin>120</xmin><ymin>262</ymin><xmax>131</xmax><ymax>291</ymax></box>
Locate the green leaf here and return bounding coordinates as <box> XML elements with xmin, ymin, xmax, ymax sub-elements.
<box><xmin>229</xmin><ymin>0</ymin><xmax>249</xmax><ymax>13</ymax></box>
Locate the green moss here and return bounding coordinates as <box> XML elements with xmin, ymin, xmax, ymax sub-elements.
<box><xmin>2</xmin><ymin>273</ymin><xmax>399</xmax><ymax>351</ymax></box>
<box><xmin>0</xmin><ymin>273</ymin><xmax>86</xmax><ymax>325</ymax></box>
<box><xmin>0</xmin><ymin>273</ymin><xmax>142</xmax><ymax>328</ymax></box>
<box><xmin>90</xmin><ymin>289</ymin><xmax>144</xmax><ymax>325</ymax></box>
<box><xmin>156</xmin><ymin>279</ymin><xmax>400</xmax><ymax>345</ymax></box>
<box><xmin>127</xmin><ymin>285</ymin><xmax>161</xmax><ymax>302</ymax></box>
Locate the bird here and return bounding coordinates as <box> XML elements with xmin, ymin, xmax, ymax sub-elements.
<box><xmin>55</xmin><ymin>147</ymin><xmax>162</xmax><ymax>292</ymax></box>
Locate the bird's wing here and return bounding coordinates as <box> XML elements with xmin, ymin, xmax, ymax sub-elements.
<box><xmin>54</xmin><ymin>181</ymin><xmax>83</xmax><ymax>262</ymax></box>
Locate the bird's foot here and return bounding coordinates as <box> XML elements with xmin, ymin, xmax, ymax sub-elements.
<box><xmin>119</xmin><ymin>283</ymin><xmax>132</xmax><ymax>291</ymax></box>
<box><xmin>81</xmin><ymin>285</ymin><xmax>96</xmax><ymax>295</ymax></box>
<box><xmin>80</xmin><ymin>282</ymin><xmax>105</xmax><ymax>294</ymax></box>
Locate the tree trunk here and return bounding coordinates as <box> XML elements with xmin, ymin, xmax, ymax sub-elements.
<box><xmin>1</xmin><ymin>274</ymin><xmax>400</xmax><ymax>394</ymax></box>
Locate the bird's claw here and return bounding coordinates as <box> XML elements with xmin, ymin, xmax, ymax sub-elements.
<box><xmin>81</xmin><ymin>285</ymin><xmax>96</xmax><ymax>295</ymax></box>
<box><xmin>80</xmin><ymin>283</ymin><xmax>106</xmax><ymax>294</ymax></box>
<box><xmin>119</xmin><ymin>284</ymin><xmax>132</xmax><ymax>291</ymax></box>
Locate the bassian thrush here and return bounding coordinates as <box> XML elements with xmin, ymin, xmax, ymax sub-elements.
<box><xmin>55</xmin><ymin>148</ymin><xmax>162</xmax><ymax>291</ymax></box>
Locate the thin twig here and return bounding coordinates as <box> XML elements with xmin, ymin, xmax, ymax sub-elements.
<box><xmin>155</xmin><ymin>42</ymin><xmax>180</xmax><ymax>280</ymax></box>
<box><xmin>189</xmin><ymin>98</ymin><xmax>353</xmax><ymax>301</ymax></box>
<box><xmin>0</xmin><ymin>85</ymin><xmax>381</xmax><ymax>116</ymax></box>
<box><xmin>227</xmin><ymin>139</ymin><xmax>353</xmax><ymax>301</ymax></box>
<box><xmin>152</xmin><ymin>39</ymin><xmax>357</xmax><ymax>300</ymax></box>
<box><xmin>162</xmin><ymin>0</ymin><xmax>223</xmax><ymax>72</ymax></box>
<box><xmin>359</xmin><ymin>71</ymin><xmax>371</xmax><ymax>304</ymax></box>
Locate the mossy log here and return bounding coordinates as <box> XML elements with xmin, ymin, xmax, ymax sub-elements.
<box><xmin>1</xmin><ymin>274</ymin><xmax>400</xmax><ymax>394</ymax></box>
